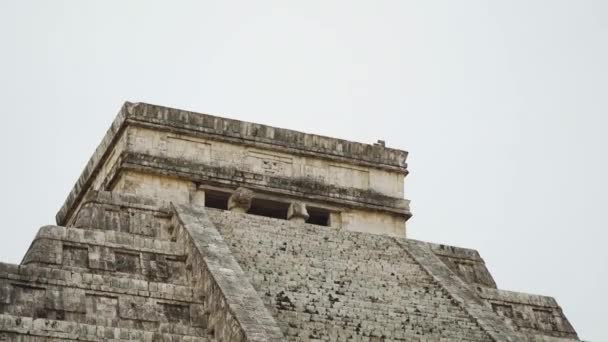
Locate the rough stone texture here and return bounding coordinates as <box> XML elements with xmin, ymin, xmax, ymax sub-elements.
<box><xmin>209</xmin><ymin>209</ymin><xmax>495</xmax><ymax>341</ymax></box>
<box><xmin>206</xmin><ymin>210</ymin><xmax>579</xmax><ymax>342</ymax></box>
<box><xmin>426</xmin><ymin>242</ymin><xmax>498</xmax><ymax>289</ymax></box>
<box><xmin>2</xmin><ymin>192</ymin><xmax>285</xmax><ymax>341</ymax></box>
<box><xmin>476</xmin><ymin>287</ymin><xmax>578</xmax><ymax>340</ymax></box>
<box><xmin>397</xmin><ymin>239</ymin><xmax>520</xmax><ymax>341</ymax></box>
<box><xmin>227</xmin><ymin>188</ymin><xmax>254</xmax><ymax>213</ymax></box>
<box><xmin>1</xmin><ymin>102</ymin><xmax>580</xmax><ymax>341</ymax></box>
<box><xmin>287</xmin><ymin>202</ymin><xmax>309</xmax><ymax>223</ymax></box>
<box><xmin>56</xmin><ymin>102</ymin><xmax>411</xmax><ymax>237</ymax></box>
<box><xmin>1</xmin><ymin>191</ymin><xmax>579</xmax><ymax>342</ymax></box>
<box><xmin>172</xmin><ymin>204</ymin><xmax>284</xmax><ymax>341</ymax></box>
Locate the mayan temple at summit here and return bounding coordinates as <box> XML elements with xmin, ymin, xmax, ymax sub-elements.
<box><xmin>0</xmin><ymin>102</ymin><xmax>579</xmax><ymax>341</ymax></box>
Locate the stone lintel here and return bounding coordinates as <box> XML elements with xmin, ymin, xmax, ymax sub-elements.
<box><xmin>126</xmin><ymin>102</ymin><xmax>408</xmax><ymax>171</ymax></box>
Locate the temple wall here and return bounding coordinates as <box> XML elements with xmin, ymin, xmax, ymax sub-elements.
<box><xmin>341</xmin><ymin>209</ymin><xmax>405</xmax><ymax>237</ymax></box>
<box><xmin>127</xmin><ymin>126</ymin><xmax>405</xmax><ymax>198</ymax></box>
<box><xmin>111</xmin><ymin>170</ymin><xmax>406</xmax><ymax>236</ymax></box>
<box><xmin>112</xmin><ymin>170</ymin><xmax>193</xmax><ymax>205</ymax></box>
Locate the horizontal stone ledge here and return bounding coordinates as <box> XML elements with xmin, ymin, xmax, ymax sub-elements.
<box><xmin>126</xmin><ymin>101</ymin><xmax>408</xmax><ymax>171</ymax></box>
<box><xmin>79</xmin><ymin>190</ymin><xmax>171</xmax><ymax>214</ymax></box>
<box><xmin>111</xmin><ymin>152</ymin><xmax>411</xmax><ymax>216</ymax></box>
<box><xmin>29</xmin><ymin>226</ymin><xmax>181</xmax><ymax>255</ymax></box>
<box><xmin>0</xmin><ymin>263</ymin><xmax>197</xmax><ymax>303</ymax></box>
<box><xmin>0</xmin><ymin>313</ymin><xmax>211</xmax><ymax>341</ymax></box>
<box><xmin>476</xmin><ymin>287</ymin><xmax>560</xmax><ymax>308</ymax></box>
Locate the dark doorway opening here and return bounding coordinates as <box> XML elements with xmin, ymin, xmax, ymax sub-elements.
<box><xmin>248</xmin><ymin>198</ymin><xmax>290</xmax><ymax>220</ymax></box>
<box><xmin>204</xmin><ymin>190</ymin><xmax>230</xmax><ymax>210</ymax></box>
<box><xmin>306</xmin><ymin>207</ymin><xmax>330</xmax><ymax>226</ymax></box>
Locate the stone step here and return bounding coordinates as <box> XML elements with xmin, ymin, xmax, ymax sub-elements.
<box><xmin>0</xmin><ymin>263</ymin><xmax>199</xmax><ymax>305</ymax></box>
<box><xmin>207</xmin><ymin>210</ymin><xmax>493</xmax><ymax>341</ymax></box>
<box><xmin>0</xmin><ymin>313</ymin><xmax>212</xmax><ymax>341</ymax></box>
<box><xmin>21</xmin><ymin>226</ymin><xmax>188</xmax><ymax>285</ymax></box>
<box><xmin>0</xmin><ymin>264</ymin><xmax>207</xmax><ymax>336</ymax></box>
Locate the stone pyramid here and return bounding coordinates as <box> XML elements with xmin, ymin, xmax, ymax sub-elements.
<box><xmin>0</xmin><ymin>102</ymin><xmax>579</xmax><ymax>341</ymax></box>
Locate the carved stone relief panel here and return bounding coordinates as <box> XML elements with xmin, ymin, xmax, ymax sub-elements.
<box><xmin>246</xmin><ymin>150</ymin><xmax>293</xmax><ymax>177</ymax></box>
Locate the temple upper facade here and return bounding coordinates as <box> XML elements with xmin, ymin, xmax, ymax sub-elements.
<box><xmin>58</xmin><ymin>102</ymin><xmax>412</xmax><ymax>237</ymax></box>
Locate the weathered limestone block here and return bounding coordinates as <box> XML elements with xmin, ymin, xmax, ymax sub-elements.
<box><xmin>427</xmin><ymin>242</ymin><xmax>497</xmax><ymax>288</ymax></box>
<box><xmin>114</xmin><ymin>251</ymin><xmax>141</xmax><ymax>274</ymax></box>
<box><xmin>0</xmin><ymin>282</ymin><xmax>11</xmax><ymax>305</ymax></box>
<box><xmin>21</xmin><ymin>239</ymin><xmax>62</xmax><ymax>266</ymax></box>
<box><xmin>227</xmin><ymin>187</ymin><xmax>253</xmax><ymax>213</ymax></box>
<box><xmin>287</xmin><ymin>202</ymin><xmax>309</xmax><ymax>223</ymax></box>
<box><xmin>85</xmin><ymin>294</ymin><xmax>118</xmax><ymax>320</ymax></box>
<box><xmin>88</xmin><ymin>246</ymin><xmax>116</xmax><ymax>271</ymax></box>
<box><xmin>189</xmin><ymin>186</ymin><xmax>205</xmax><ymax>207</ymax></box>
<box><xmin>141</xmin><ymin>253</ymin><xmax>169</xmax><ymax>281</ymax></box>
<box><xmin>62</xmin><ymin>245</ymin><xmax>89</xmax><ymax>268</ymax></box>
<box><xmin>118</xmin><ymin>296</ymin><xmax>160</xmax><ymax>322</ymax></box>
<box><xmin>477</xmin><ymin>287</ymin><xmax>579</xmax><ymax>339</ymax></box>
<box><xmin>44</xmin><ymin>288</ymin><xmax>86</xmax><ymax>314</ymax></box>
<box><xmin>73</xmin><ymin>205</ymin><xmax>130</xmax><ymax>232</ymax></box>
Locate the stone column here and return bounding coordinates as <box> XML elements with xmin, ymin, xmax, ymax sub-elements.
<box><xmin>228</xmin><ymin>187</ymin><xmax>253</xmax><ymax>213</ymax></box>
<box><xmin>287</xmin><ymin>202</ymin><xmax>309</xmax><ymax>223</ymax></box>
<box><xmin>329</xmin><ymin>211</ymin><xmax>342</xmax><ymax>229</ymax></box>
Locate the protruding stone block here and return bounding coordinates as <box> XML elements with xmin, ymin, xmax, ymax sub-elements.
<box><xmin>287</xmin><ymin>202</ymin><xmax>309</xmax><ymax>223</ymax></box>
<box><xmin>228</xmin><ymin>188</ymin><xmax>253</xmax><ymax>213</ymax></box>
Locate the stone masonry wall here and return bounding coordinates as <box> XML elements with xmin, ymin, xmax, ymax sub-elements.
<box><xmin>1</xmin><ymin>192</ymin><xmax>285</xmax><ymax>341</ymax></box>
<box><xmin>207</xmin><ymin>209</ymin><xmax>495</xmax><ymax>341</ymax></box>
<box><xmin>2</xmin><ymin>189</ymin><xmax>579</xmax><ymax>341</ymax></box>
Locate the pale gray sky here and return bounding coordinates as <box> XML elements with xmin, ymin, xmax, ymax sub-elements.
<box><xmin>0</xmin><ymin>1</ymin><xmax>606</xmax><ymax>340</ymax></box>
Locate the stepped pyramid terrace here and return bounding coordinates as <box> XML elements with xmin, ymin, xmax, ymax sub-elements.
<box><xmin>0</xmin><ymin>102</ymin><xmax>579</xmax><ymax>341</ymax></box>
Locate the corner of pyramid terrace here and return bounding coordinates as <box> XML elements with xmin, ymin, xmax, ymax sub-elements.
<box><xmin>0</xmin><ymin>102</ymin><xmax>580</xmax><ymax>341</ymax></box>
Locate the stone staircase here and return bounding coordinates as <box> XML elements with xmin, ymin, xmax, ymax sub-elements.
<box><xmin>0</xmin><ymin>190</ymin><xmax>579</xmax><ymax>341</ymax></box>
<box><xmin>208</xmin><ymin>209</ymin><xmax>495</xmax><ymax>341</ymax></box>
<box><xmin>207</xmin><ymin>209</ymin><xmax>579</xmax><ymax>342</ymax></box>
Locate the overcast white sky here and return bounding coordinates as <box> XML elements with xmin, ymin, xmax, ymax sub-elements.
<box><xmin>0</xmin><ymin>1</ymin><xmax>606</xmax><ymax>340</ymax></box>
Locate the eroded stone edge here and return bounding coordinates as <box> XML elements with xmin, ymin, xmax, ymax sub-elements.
<box><xmin>172</xmin><ymin>204</ymin><xmax>285</xmax><ymax>342</ymax></box>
